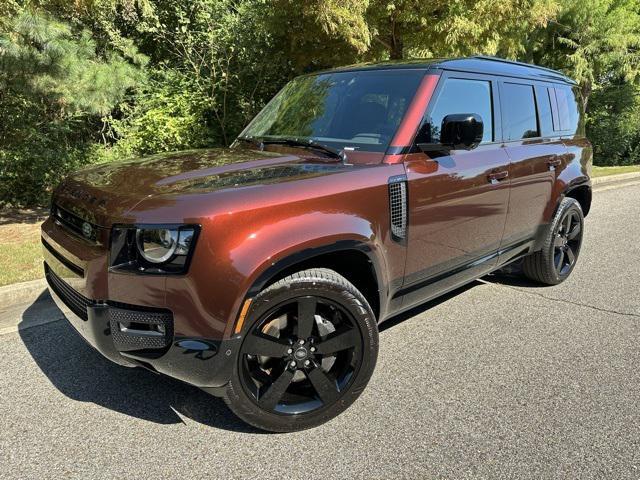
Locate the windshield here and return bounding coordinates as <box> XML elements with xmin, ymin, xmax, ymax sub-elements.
<box><xmin>239</xmin><ymin>69</ymin><xmax>426</xmax><ymax>153</ymax></box>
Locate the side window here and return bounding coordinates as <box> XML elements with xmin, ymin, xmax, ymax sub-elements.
<box><xmin>427</xmin><ymin>78</ymin><xmax>493</xmax><ymax>143</ymax></box>
<box><xmin>554</xmin><ymin>86</ymin><xmax>580</xmax><ymax>134</ymax></box>
<box><xmin>501</xmin><ymin>83</ymin><xmax>539</xmax><ymax>140</ymax></box>
<box><xmin>535</xmin><ymin>85</ymin><xmax>554</xmax><ymax>137</ymax></box>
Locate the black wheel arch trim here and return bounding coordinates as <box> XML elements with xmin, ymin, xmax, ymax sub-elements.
<box><xmin>243</xmin><ymin>240</ymin><xmax>387</xmax><ymax>323</ymax></box>
<box><xmin>535</xmin><ymin>182</ymin><xmax>590</xmax><ymax>251</ymax></box>
<box><xmin>563</xmin><ymin>180</ymin><xmax>592</xmax><ymax>216</ymax></box>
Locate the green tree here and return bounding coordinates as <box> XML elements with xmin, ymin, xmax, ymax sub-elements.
<box><xmin>587</xmin><ymin>83</ymin><xmax>640</xmax><ymax>165</ymax></box>
<box><xmin>0</xmin><ymin>10</ymin><xmax>146</xmax><ymax>206</ymax></box>
<box><xmin>365</xmin><ymin>0</ymin><xmax>559</xmax><ymax>60</ymax></box>
<box><xmin>97</xmin><ymin>0</ymin><xmax>373</xmax><ymax>156</ymax></box>
<box><xmin>0</xmin><ymin>11</ymin><xmax>146</xmax><ymax>115</ymax></box>
<box><xmin>530</xmin><ymin>0</ymin><xmax>640</xmax><ymax>111</ymax></box>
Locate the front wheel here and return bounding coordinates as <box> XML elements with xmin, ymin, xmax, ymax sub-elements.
<box><xmin>223</xmin><ymin>268</ymin><xmax>378</xmax><ymax>432</ymax></box>
<box><xmin>523</xmin><ymin>197</ymin><xmax>584</xmax><ymax>285</ymax></box>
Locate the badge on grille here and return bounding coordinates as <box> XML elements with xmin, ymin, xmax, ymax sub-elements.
<box><xmin>82</xmin><ymin>222</ymin><xmax>93</xmax><ymax>239</ymax></box>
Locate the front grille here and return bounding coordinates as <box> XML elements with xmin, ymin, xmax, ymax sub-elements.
<box><xmin>42</xmin><ymin>238</ymin><xmax>85</xmax><ymax>276</ymax></box>
<box><xmin>389</xmin><ymin>176</ymin><xmax>408</xmax><ymax>241</ymax></box>
<box><xmin>45</xmin><ymin>265</ymin><xmax>91</xmax><ymax>320</ymax></box>
<box><xmin>52</xmin><ymin>204</ymin><xmax>99</xmax><ymax>242</ymax></box>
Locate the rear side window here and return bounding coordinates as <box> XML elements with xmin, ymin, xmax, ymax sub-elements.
<box><xmin>501</xmin><ymin>83</ymin><xmax>539</xmax><ymax>140</ymax></box>
<box><xmin>554</xmin><ymin>86</ymin><xmax>580</xmax><ymax>134</ymax></box>
<box><xmin>428</xmin><ymin>78</ymin><xmax>493</xmax><ymax>143</ymax></box>
<box><xmin>535</xmin><ymin>85</ymin><xmax>555</xmax><ymax>137</ymax></box>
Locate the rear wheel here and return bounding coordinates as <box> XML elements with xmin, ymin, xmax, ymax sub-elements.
<box><xmin>523</xmin><ymin>197</ymin><xmax>584</xmax><ymax>285</ymax></box>
<box><xmin>223</xmin><ymin>268</ymin><xmax>378</xmax><ymax>432</ymax></box>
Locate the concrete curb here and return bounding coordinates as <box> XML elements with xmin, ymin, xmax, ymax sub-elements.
<box><xmin>592</xmin><ymin>171</ymin><xmax>640</xmax><ymax>185</ymax></box>
<box><xmin>0</xmin><ymin>278</ymin><xmax>48</xmax><ymax>309</ymax></box>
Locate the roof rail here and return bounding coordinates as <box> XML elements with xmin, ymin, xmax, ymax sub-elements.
<box><xmin>472</xmin><ymin>55</ymin><xmax>568</xmax><ymax>77</ymax></box>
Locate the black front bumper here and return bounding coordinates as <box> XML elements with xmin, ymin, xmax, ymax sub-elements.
<box><xmin>46</xmin><ymin>273</ymin><xmax>133</xmax><ymax>366</ymax></box>
<box><xmin>45</xmin><ymin>265</ymin><xmax>240</xmax><ymax>392</ymax></box>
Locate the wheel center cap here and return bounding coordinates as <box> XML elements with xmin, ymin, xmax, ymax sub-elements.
<box><xmin>294</xmin><ymin>348</ymin><xmax>308</xmax><ymax>360</ymax></box>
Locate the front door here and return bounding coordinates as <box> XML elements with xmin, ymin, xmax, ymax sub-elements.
<box><xmin>401</xmin><ymin>74</ymin><xmax>510</xmax><ymax>308</ymax></box>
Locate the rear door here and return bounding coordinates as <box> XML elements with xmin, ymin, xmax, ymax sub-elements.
<box><xmin>401</xmin><ymin>72</ymin><xmax>510</xmax><ymax>307</ymax></box>
<box><xmin>498</xmin><ymin>81</ymin><xmax>566</xmax><ymax>258</ymax></box>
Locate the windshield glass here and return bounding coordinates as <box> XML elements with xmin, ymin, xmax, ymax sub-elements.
<box><xmin>240</xmin><ymin>69</ymin><xmax>426</xmax><ymax>153</ymax></box>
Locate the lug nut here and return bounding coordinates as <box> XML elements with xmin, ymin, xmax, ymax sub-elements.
<box><xmin>304</xmin><ymin>360</ymin><xmax>311</xmax><ymax>367</ymax></box>
<box><xmin>289</xmin><ymin>361</ymin><xmax>296</xmax><ymax>369</ymax></box>
<box><xmin>299</xmin><ymin>339</ymin><xmax>305</xmax><ymax>345</ymax></box>
<box><xmin>287</xmin><ymin>348</ymin><xmax>293</xmax><ymax>354</ymax></box>
<box><xmin>310</xmin><ymin>347</ymin><xmax>316</xmax><ymax>352</ymax></box>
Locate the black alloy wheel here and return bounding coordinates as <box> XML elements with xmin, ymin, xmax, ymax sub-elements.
<box><xmin>552</xmin><ymin>208</ymin><xmax>582</xmax><ymax>276</ymax></box>
<box><xmin>239</xmin><ymin>296</ymin><xmax>362</xmax><ymax>415</ymax></box>
<box><xmin>223</xmin><ymin>268</ymin><xmax>378</xmax><ymax>432</ymax></box>
<box><xmin>523</xmin><ymin>197</ymin><xmax>585</xmax><ymax>285</ymax></box>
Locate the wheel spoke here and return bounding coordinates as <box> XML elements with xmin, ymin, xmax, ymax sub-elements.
<box><xmin>314</xmin><ymin>328</ymin><xmax>358</xmax><ymax>355</ymax></box>
<box><xmin>567</xmin><ymin>223</ymin><xmax>581</xmax><ymax>240</ymax></box>
<box><xmin>259</xmin><ymin>368</ymin><xmax>294</xmax><ymax>410</ymax></box>
<box><xmin>566</xmin><ymin>246</ymin><xmax>576</xmax><ymax>266</ymax></box>
<box><xmin>306</xmin><ymin>367</ymin><xmax>340</xmax><ymax>405</ymax></box>
<box><xmin>243</xmin><ymin>332</ymin><xmax>289</xmax><ymax>357</ymax></box>
<box><xmin>563</xmin><ymin>212</ymin><xmax>572</xmax><ymax>234</ymax></box>
<box><xmin>297</xmin><ymin>297</ymin><xmax>317</xmax><ymax>339</ymax></box>
<box><xmin>555</xmin><ymin>250</ymin><xmax>565</xmax><ymax>272</ymax></box>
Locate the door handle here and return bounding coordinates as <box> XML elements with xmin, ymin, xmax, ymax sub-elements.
<box><xmin>547</xmin><ymin>155</ymin><xmax>562</xmax><ymax>168</ymax></box>
<box><xmin>487</xmin><ymin>170</ymin><xmax>509</xmax><ymax>184</ymax></box>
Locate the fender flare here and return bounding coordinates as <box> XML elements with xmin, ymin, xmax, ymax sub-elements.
<box><xmin>564</xmin><ymin>180</ymin><xmax>592</xmax><ymax>216</ymax></box>
<box><xmin>248</xmin><ymin>240</ymin><xmax>382</xmax><ymax>295</ymax></box>
<box><xmin>232</xmin><ymin>239</ymin><xmax>387</xmax><ymax>335</ymax></box>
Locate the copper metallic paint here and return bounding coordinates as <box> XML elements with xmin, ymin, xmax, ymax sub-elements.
<box><xmin>403</xmin><ymin>145</ymin><xmax>511</xmax><ymax>287</ymax></box>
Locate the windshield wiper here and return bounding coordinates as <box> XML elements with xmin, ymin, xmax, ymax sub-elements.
<box><xmin>236</xmin><ymin>136</ymin><xmax>263</xmax><ymax>148</ymax></box>
<box><xmin>241</xmin><ymin>136</ymin><xmax>344</xmax><ymax>160</ymax></box>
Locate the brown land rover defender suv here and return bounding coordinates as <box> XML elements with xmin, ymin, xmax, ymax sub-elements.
<box><xmin>42</xmin><ymin>56</ymin><xmax>592</xmax><ymax>432</ymax></box>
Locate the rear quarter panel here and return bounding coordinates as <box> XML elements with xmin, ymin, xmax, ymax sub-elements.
<box><xmin>551</xmin><ymin>136</ymin><xmax>592</xmax><ymax>219</ymax></box>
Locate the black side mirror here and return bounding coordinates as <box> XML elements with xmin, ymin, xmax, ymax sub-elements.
<box><xmin>417</xmin><ymin>113</ymin><xmax>484</xmax><ymax>153</ymax></box>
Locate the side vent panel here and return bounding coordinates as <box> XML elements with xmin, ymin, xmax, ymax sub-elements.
<box><xmin>388</xmin><ymin>175</ymin><xmax>408</xmax><ymax>242</ymax></box>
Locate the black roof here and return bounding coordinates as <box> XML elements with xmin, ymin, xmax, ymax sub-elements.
<box><xmin>326</xmin><ymin>55</ymin><xmax>576</xmax><ymax>85</ymax></box>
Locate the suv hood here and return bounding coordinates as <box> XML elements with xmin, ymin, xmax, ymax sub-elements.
<box><xmin>53</xmin><ymin>148</ymin><xmax>347</xmax><ymax>226</ymax></box>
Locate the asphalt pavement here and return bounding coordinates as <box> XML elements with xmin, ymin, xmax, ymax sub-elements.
<box><xmin>1</xmin><ymin>180</ymin><xmax>639</xmax><ymax>479</ymax></box>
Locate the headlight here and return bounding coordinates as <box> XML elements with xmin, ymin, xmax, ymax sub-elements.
<box><xmin>136</xmin><ymin>228</ymin><xmax>178</xmax><ymax>264</ymax></box>
<box><xmin>110</xmin><ymin>224</ymin><xmax>199</xmax><ymax>274</ymax></box>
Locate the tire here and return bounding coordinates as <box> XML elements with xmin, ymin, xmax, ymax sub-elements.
<box><xmin>223</xmin><ymin>268</ymin><xmax>378</xmax><ymax>432</ymax></box>
<box><xmin>523</xmin><ymin>197</ymin><xmax>584</xmax><ymax>285</ymax></box>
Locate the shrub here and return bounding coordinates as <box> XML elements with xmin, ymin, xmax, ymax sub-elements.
<box><xmin>587</xmin><ymin>83</ymin><xmax>640</xmax><ymax>166</ymax></box>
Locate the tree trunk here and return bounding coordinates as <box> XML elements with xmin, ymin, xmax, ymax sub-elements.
<box><xmin>388</xmin><ymin>16</ymin><xmax>404</xmax><ymax>60</ymax></box>
<box><xmin>389</xmin><ymin>34</ymin><xmax>403</xmax><ymax>60</ymax></box>
<box><xmin>581</xmin><ymin>81</ymin><xmax>591</xmax><ymax>114</ymax></box>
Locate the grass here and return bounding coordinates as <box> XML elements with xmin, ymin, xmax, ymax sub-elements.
<box><xmin>0</xmin><ymin>209</ymin><xmax>46</xmax><ymax>288</ymax></box>
<box><xmin>592</xmin><ymin>165</ymin><xmax>640</xmax><ymax>177</ymax></box>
